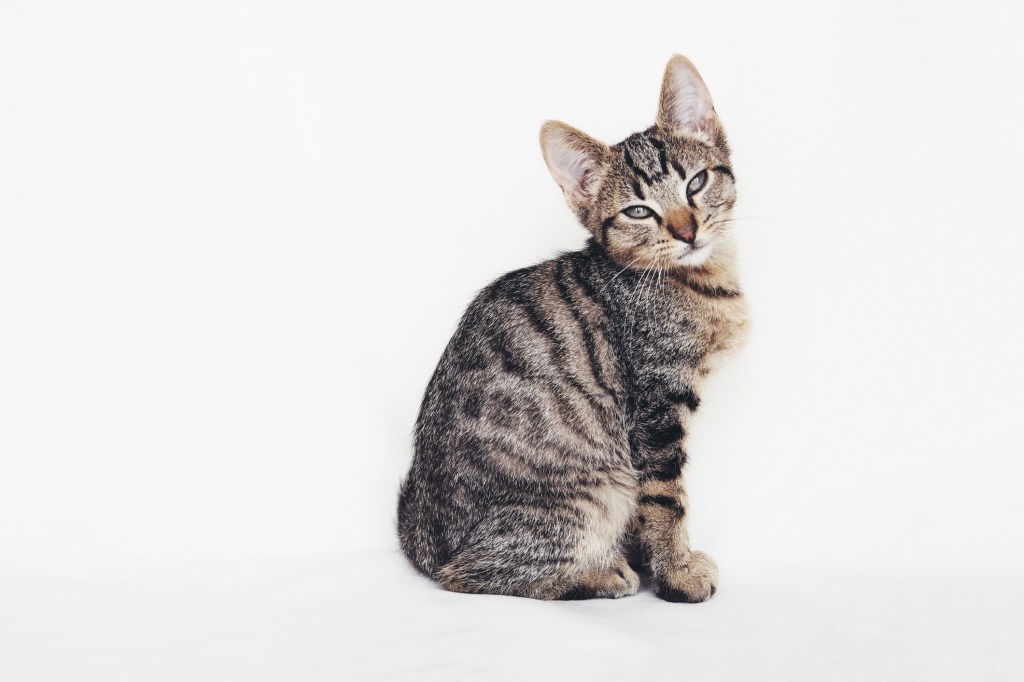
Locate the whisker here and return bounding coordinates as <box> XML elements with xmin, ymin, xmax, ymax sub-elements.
<box><xmin>643</xmin><ymin>264</ymin><xmax>665</xmax><ymax>324</ymax></box>
<box><xmin>600</xmin><ymin>252</ymin><xmax>648</xmax><ymax>293</ymax></box>
<box><xmin>627</xmin><ymin>263</ymin><xmax>656</xmax><ymax>341</ymax></box>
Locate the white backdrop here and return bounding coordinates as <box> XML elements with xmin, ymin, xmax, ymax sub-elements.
<box><xmin>2</xmin><ymin>1</ymin><xmax>1024</xmax><ymax>679</ymax></box>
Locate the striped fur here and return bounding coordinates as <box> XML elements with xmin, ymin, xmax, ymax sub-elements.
<box><xmin>398</xmin><ymin>55</ymin><xmax>748</xmax><ymax>601</ymax></box>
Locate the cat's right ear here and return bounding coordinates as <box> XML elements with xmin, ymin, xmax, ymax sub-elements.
<box><xmin>540</xmin><ymin>121</ymin><xmax>609</xmax><ymax>212</ymax></box>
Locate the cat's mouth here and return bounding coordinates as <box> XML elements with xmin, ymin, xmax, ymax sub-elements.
<box><xmin>674</xmin><ymin>241</ymin><xmax>712</xmax><ymax>266</ymax></box>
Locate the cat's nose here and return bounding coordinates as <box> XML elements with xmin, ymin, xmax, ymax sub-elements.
<box><xmin>673</xmin><ymin>225</ymin><xmax>697</xmax><ymax>244</ymax></box>
<box><xmin>666</xmin><ymin>208</ymin><xmax>697</xmax><ymax>244</ymax></box>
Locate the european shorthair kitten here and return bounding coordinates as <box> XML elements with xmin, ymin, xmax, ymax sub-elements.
<box><xmin>398</xmin><ymin>55</ymin><xmax>748</xmax><ymax>602</ymax></box>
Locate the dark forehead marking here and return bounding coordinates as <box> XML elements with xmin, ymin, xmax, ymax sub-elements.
<box><xmin>615</xmin><ymin>132</ymin><xmax>668</xmax><ymax>186</ymax></box>
<box><xmin>647</xmin><ymin>135</ymin><xmax>670</xmax><ymax>175</ymax></box>
<box><xmin>631</xmin><ymin>179</ymin><xmax>646</xmax><ymax>200</ymax></box>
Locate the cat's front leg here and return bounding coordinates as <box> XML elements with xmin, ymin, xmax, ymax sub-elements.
<box><xmin>631</xmin><ymin>391</ymin><xmax>719</xmax><ymax>603</ymax></box>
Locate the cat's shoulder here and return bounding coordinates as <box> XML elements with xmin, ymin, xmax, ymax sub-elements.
<box><xmin>476</xmin><ymin>248</ymin><xmax>592</xmax><ymax>303</ymax></box>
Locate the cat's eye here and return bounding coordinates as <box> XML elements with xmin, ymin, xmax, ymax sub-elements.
<box><xmin>623</xmin><ymin>205</ymin><xmax>654</xmax><ymax>219</ymax></box>
<box><xmin>687</xmin><ymin>170</ymin><xmax>708</xmax><ymax>195</ymax></box>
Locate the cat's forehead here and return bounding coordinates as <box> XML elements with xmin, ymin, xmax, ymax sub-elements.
<box><xmin>612</xmin><ymin>129</ymin><xmax>718</xmax><ymax>184</ymax></box>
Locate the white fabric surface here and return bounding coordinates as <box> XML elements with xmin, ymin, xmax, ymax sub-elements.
<box><xmin>4</xmin><ymin>549</ymin><xmax>1021</xmax><ymax>681</ymax></box>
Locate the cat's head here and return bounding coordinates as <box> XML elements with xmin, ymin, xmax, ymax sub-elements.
<box><xmin>541</xmin><ymin>55</ymin><xmax>735</xmax><ymax>270</ymax></box>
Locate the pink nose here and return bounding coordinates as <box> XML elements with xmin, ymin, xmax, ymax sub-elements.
<box><xmin>665</xmin><ymin>208</ymin><xmax>697</xmax><ymax>244</ymax></box>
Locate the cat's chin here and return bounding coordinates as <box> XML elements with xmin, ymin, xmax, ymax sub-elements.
<box><xmin>671</xmin><ymin>242</ymin><xmax>714</xmax><ymax>268</ymax></box>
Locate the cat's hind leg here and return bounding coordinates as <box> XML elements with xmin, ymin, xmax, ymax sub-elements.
<box><xmin>435</xmin><ymin>498</ymin><xmax>636</xmax><ymax>600</ymax></box>
<box><xmin>556</xmin><ymin>553</ymin><xmax>640</xmax><ymax>600</ymax></box>
<box><xmin>438</xmin><ymin>543</ymin><xmax>638</xmax><ymax>601</ymax></box>
<box><xmin>434</xmin><ymin>505</ymin><xmax>582</xmax><ymax>599</ymax></box>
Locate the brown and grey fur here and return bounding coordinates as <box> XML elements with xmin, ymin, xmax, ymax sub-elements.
<box><xmin>398</xmin><ymin>56</ymin><xmax>748</xmax><ymax>602</ymax></box>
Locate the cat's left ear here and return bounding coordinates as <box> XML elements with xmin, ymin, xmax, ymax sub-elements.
<box><xmin>540</xmin><ymin>121</ymin><xmax>609</xmax><ymax>212</ymax></box>
<box><xmin>657</xmin><ymin>55</ymin><xmax>725</xmax><ymax>147</ymax></box>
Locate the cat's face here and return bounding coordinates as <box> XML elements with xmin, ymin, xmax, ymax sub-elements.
<box><xmin>541</xmin><ymin>55</ymin><xmax>736</xmax><ymax>270</ymax></box>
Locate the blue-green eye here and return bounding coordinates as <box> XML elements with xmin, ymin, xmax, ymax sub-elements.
<box><xmin>687</xmin><ymin>170</ymin><xmax>708</xmax><ymax>194</ymax></box>
<box><xmin>623</xmin><ymin>205</ymin><xmax>654</xmax><ymax>219</ymax></box>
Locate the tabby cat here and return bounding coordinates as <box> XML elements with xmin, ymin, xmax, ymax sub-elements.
<box><xmin>397</xmin><ymin>55</ymin><xmax>748</xmax><ymax>602</ymax></box>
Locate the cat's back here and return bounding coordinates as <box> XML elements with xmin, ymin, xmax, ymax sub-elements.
<box><xmin>398</xmin><ymin>250</ymin><xmax>631</xmax><ymax>575</ymax></box>
<box><xmin>423</xmin><ymin>249</ymin><xmax>620</xmax><ymax>408</ymax></box>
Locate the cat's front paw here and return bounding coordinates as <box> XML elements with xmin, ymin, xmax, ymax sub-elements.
<box><xmin>654</xmin><ymin>551</ymin><xmax>719</xmax><ymax>603</ymax></box>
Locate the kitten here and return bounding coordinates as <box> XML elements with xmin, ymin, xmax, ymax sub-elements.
<box><xmin>397</xmin><ymin>55</ymin><xmax>748</xmax><ymax>602</ymax></box>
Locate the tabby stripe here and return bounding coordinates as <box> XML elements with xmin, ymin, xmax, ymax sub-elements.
<box><xmin>569</xmin><ymin>251</ymin><xmax>614</xmax><ymax>324</ymax></box>
<box><xmin>648</xmin><ymin>135</ymin><xmax>670</xmax><ymax>175</ymax></box>
<box><xmin>486</xmin><ymin>445</ymin><xmax>613</xmax><ymax>496</ymax></box>
<box><xmin>509</xmin><ymin>291</ymin><xmax>559</xmax><ymax>347</ymax></box>
<box><xmin>554</xmin><ymin>259</ymin><xmax>617</xmax><ymax>400</ymax></box>
<box><xmin>476</xmin><ymin>438</ymin><xmax>569</xmax><ymax>480</ymax></box>
<box><xmin>425</xmin><ymin>512</ymin><xmax>452</xmax><ymax>566</ymax></box>
<box><xmin>488</xmin><ymin>332</ymin><xmax>529</xmax><ymax>377</ymax></box>
<box><xmin>643</xmin><ymin>450</ymin><xmax>686</xmax><ymax>481</ymax></box>
<box><xmin>631</xmin><ymin>180</ymin><xmax>646</xmax><ymax>200</ymax></box>
<box><xmin>670</xmin><ymin>159</ymin><xmax>687</xmax><ymax>180</ymax></box>
<box><xmin>484</xmin><ymin>470</ymin><xmax>599</xmax><ymax>512</ymax></box>
<box><xmin>645</xmin><ymin>422</ymin><xmax>683</xmax><ymax>450</ymax></box>
<box><xmin>712</xmin><ymin>165</ymin><xmax>734</xmax><ymax>178</ymax></box>
<box><xmin>488</xmin><ymin>325</ymin><xmax>601</xmax><ymax>449</ymax></box>
<box><xmin>622</xmin><ymin>147</ymin><xmax>652</xmax><ymax>185</ymax></box>
<box><xmin>507</xmin><ymin>290</ymin><xmax>609</xmax><ymax>425</ymax></box>
<box><xmin>667</xmin><ymin>387</ymin><xmax>701</xmax><ymax>412</ymax></box>
<box><xmin>640</xmin><ymin>401</ymin><xmax>684</xmax><ymax>431</ymax></box>
<box><xmin>639</xmin><ymin>494</ymin><xmax>685</xmax><ymax>517</ymax></box>
<box><xmin>681</xmin><ymin>280</ymin><xmax>742</xmax><ymax>298</ymax></box>
<box><xmin>558</xmin><ymin>585</ymin><xmax>596</xmax><ymax>600</ymax></box>
<box><xmin>570</xmin><ymin>249</ymin><xmax>629</xmax><ymax>357</ymax></box>
<box><xmin>600</xmin><ymin>216</ymin><xmax>616</xmax><ymax>246</ymax></box>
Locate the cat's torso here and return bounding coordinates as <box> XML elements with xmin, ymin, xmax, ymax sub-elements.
<box><xmin>399</xmin><ymin>241</ymin><xmax>747</xmax><ymax>585</ymax></box>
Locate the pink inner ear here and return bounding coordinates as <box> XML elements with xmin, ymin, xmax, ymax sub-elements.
<box><xmin>662</xmin><ymin>62</ymin><xmax>718</xmax><ymax>140</ymax></box>
<box><xmin>547</xmin><ymin>137</ymin><xmax>598</xmax><ymax>201</ymax></box>
<box><xmin>578</xmin><ymin>168</ymin><xmax>595</xmax><ymax>199</ymax></box>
